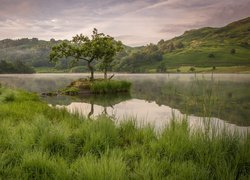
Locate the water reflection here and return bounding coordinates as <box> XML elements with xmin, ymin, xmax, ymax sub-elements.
<box><xmin>51</xmin><ymin>98</ymin><xmax>249</xmax><ymax>135</ymax></box>
<box><xmin>0</xmin><ymin>73</ymin><xmax>249</xmax><ymax>127</ymax></box>
<box><xmin>45</xmin><ymin>93</ymin><xmax>132</xmax><ymax>118</ymax></box>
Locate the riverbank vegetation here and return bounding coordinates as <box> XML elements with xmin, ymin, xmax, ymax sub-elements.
<box><xmin>0</xmin><ymin>86</ymin><xmax>249</xmax><ymax>179</ymax></box>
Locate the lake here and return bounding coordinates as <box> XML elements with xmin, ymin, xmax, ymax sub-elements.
<box><xmin>0</xmin><ymin>73</ymin><xmax>249</xmax><ymax>134</ymax></box>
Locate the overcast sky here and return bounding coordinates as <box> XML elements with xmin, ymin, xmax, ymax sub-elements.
<box><xmin>0</xmin><ymin>0</ymin><xmax>249</xmax><ymax>46</ymax></box>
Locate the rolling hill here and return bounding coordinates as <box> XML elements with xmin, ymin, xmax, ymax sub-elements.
<box><xmin>113</xmin><ymin>17</ymin><xmax>250</xmax><ymax>73</ymax></box>
<box><xmin>0</xmin><ymin>17</ymin><xmax>249</xmax><ymax>73</ymax></box>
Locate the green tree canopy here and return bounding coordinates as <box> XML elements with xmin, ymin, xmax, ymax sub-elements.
<box><xmin>50</xmin><ymin>28</ymin><xmax>122</xmax><ymax>80</ymax></box>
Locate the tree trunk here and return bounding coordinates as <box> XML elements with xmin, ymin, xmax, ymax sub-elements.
<box><xmin>87</xmin><ymin>61</ymin><xmax>94</xmax><ymax>81</ymax></box>
<box><xmin>88</xmin><ymin>103</ymin><xmax>94</xmax><ymax>118</ymax></box>
<box><xmin>104</xmin><ymin>68</ymin><xmax>107</xmax><ymax>80</ymax></box>
<box><xmin>108</xmin><ymin>74</ymin><xmax>115</xmax><ymax>80</ymax></box>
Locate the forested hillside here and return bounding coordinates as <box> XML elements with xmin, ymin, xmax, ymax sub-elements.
<box><xmin>0</xmin><ymin>38</ymin><xmax>57</xmax><ymax>67</ymax></box>
<box><xmin>0</xmin><ymin>60</ymin><xmax>35</xmax><ymax>74</ymax></box>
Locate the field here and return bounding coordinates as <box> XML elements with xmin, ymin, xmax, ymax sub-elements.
<box><xmin>0</xmin><ymin>86</ymin><xmax>249</xmax><ymax>179</ymax></box>
<box><xmin>34</xmin><ymin>67</ymin><xmax>70</xmax><ymax>73</ymax></box>
<box><xmin>162</xmin><ymin>45</ymin><xmax>250</xmax><ymax>67</ymax></box>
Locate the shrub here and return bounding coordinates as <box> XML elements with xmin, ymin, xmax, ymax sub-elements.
<box><xmin>189</xmin><ymin>67</ymin><xmax>196</xmax><ymax>72</ymax></box>
<box><xmin>230</xmin><ymin>48</ymin><xmax>236</xmax><ymax>54</ymax></box>
<box><xmin>208</xmin><ymin>53</ymin><xmax>215</xmax><ymax>58</ymax></box>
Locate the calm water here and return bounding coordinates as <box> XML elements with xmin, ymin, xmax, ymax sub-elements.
<box><xmin>0</xmin><ymin>73</ymin><xmax>249</xmax><ymax>133</ymax></box>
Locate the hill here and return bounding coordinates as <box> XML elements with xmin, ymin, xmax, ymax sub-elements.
<box><xmin>0</xmin><ymin>38</ymin><xmax>57</xmax><ymax>68</ymax></box>
<box><xmin>0</xmin><ymin>60</ymin><xmax>35</xmax><ymax>74</ymax></box>
<box><xmin>0</xmin><ymin>17</ymin><xmax>249</xmax><ymax>73</ymax></box>
<box><xmin>113</xmin><ymin>17</ymin><xmax>250</xmax><ymax>73</ymax></box>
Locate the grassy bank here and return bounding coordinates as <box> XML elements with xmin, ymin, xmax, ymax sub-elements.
<box><xmin>0</xmin><ymin>87</ymin><xmax>249</xmax><ymax>179</ymax></box>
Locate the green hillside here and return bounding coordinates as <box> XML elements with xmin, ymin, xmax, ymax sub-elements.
<box><xmin>0</xmin><ymin>17</ymin><xmax>249</xmax><ymax>73</ymax></box>
<box><xmin>113</xmin><ymin>17</ymin><xmax>250</xmax><ymax>73</ymax></box>
<box><xmin>161</xmin><ymin>17</ymin><xmax>250</xmax><ymax>67</ymax></box>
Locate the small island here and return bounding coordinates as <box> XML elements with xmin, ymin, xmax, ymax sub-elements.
<box><xmin>61</xmin><ymin>78</ymin><xmax>131</xmax><ymax>95</ymax></box>
<box><xmin>42</xmin><ymin>29</ymin><xmax>132</xmax><ymax>96</ymax></box>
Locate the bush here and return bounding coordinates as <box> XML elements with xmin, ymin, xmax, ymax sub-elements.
<box><xmin>189</xmin><ymin>67</ymin><xmax>196</xmax><ymax>72</ymax></box>
<box><xmin>208</xmin><ymin>53</ymin><xmax>215</xmax><ymax>58</ymax></box>
<box><xmin>230</xmin><ymin>49</ymin><xmax>236</xmax><ymax>54</ymax></box>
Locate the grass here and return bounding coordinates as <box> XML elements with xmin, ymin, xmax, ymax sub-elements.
<box><xmin>34</xmin><ymin>67</ymin><xmax>70</xmax><ymax>73</ymax></box>
<box><xmin>162</xmin><ymin>45</ymin><xmax>250</xmax><ymax>67</ymax></box>
<box><xmin>90</xmin><ymin>80</ymin><xmax>132</xmax><ymax>94</ymax></box>
<box><xmin>51</xmin><ymin>79</ymin><xmax>132</xmax><ymax>96</ymax></box>
<box><xmin>0</xmin><ymin>87</ymin><xmax>249</xmax><ymax>179</ymax></box>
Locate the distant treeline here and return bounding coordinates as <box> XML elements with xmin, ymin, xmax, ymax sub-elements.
<box><xmin>0</xmin><ymin>60</ymin><xmax>35</xmax><ymax>74</ymax></box>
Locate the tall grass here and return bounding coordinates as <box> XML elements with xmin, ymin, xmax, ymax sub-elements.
<box><xmin>90</xmin><ymin>80</ymin><xmax>131</xmax><ymax>94</ymax></box>
<box><xmin>0</xmin><ymin>87</ymin><xmax>249</xmax><ymax>179</ymax></box>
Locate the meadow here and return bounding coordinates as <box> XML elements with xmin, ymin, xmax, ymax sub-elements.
<box><xmin>0</xmin><ymin>86</ymin><xmax>249</xmax><ymax>179</ymax></box>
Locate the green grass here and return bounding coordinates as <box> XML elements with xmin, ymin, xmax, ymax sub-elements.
<box><xmin>89</xmin><ymin>80</ymin><xmax>132</xmax><ymax>94</ymax></box>
<box><xmin>164</xmin><ymin>66</ymin><xmax>250</xmax><ymax>73</ymax></box>
<box><xmin>35</xmin><ymin>67</ymin><xmax>70</xmax><ymax>73</ymax></box>
<box><xmin>61</xmin><ymin>79</ymin><xmax>132</xmax><ymax>95</ymax></box>
<box><xmin>0</xmin><ymin>87</ymin><xmax>249</xmax><ymax>179</ymax></box>
<box><xmin>162</xmin><ymin>45</ymin><xmax>250</xmax><ymax>68</ymax></box>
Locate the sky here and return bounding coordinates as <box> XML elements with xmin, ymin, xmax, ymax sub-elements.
<box><xmin>0</xmin><ymin>0</ymin><xmax>250</xmax><ymax>46</ymax></box>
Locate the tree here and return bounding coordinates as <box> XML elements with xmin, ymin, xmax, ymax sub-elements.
<box><xmin>50</xmin><ymin>38</ymin><xmax>56</xmax><ymax>43</ymax></box>
<box><xmin>50</xmin><ymin>28</ymin><xmax>120</xmax><ymax>80</ymax></box>
<box><xmin>175</xmin><ymin>41</ymin><xmax>184</xmax><ymax>49</ymax></box>
<box><xmin>230</xmin><ymin>48</ymin><xmax>236</xmax><ymax>54</ymax></box>
<box><xmin>156</xmin><ymin>62</ymin><xmax>167</xmax><ymax>73</ymax></box>
<box><xmin>208</xmin><ymin>53</ymin><xmax>215</xmax><ymax>58</ymax></box>
<box><xmin>190</xmin><ymin>67</ymin><xmax>195</xmax><ymax>72</ymax></box>
<box><xmin>240</xmin><ymin>41</ymin><xmax>248</xmax><ymax>47</ymax></box>
<box><xmin>0</xmin><ymin>60</ymin><xmax>35</xmax><ymax>74</ymax></box>
<box><xmin>98</xmin><ymin>37</ymin><xmax>123</xmax><ymax>79</ymax></box>
<box><xmin>168</xmin><ymin>42</ymin><xmax>175</xmax><ymax>52</ymax></box>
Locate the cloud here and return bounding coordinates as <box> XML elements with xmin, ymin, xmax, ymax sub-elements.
<box><xmin>0</xmin><ymin>0</ymin><xmax>249</xmax><ymax>46</ymax></box>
